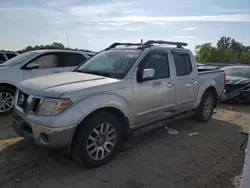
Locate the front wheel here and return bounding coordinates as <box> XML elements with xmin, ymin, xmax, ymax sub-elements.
<box><xmin>195</xmin><ymin>92</ymin><xmax>215</xmax><ymax>122</ymax></box>
<box><xmin>0</xmin><ymin>87</ymin><xmax>15</xmax><ymax>116</ymax></box>
<box><xmin>73</xmin><ymin>111</ymin><xmax>123</xmax><ymax>168</ymax></box>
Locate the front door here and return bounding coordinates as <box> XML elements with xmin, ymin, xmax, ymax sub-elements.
<box><xmin>132</xmin><ymin>49</ymin><xmax>175</xmax><ymax>126</ymax></box>
<box><xmin>172</xmin><ymin>51</ymin><xmax>198</xmax><ymax>111</ymax></box>
<box><xmin>23</xmin><ymin>53</ymin><xmax>64</xmax><ymax>80</ymax></box>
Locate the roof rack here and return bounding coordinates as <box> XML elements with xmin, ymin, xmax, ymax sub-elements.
<box><xmin>105</xmin><ymin>40</ymin><xmax>188</xmax><ymax>50</ymax></box>
<box><xmin>142</xmin><ymin>40</ymin><xmax>188</xmax><ymax>48</ymax></box>
<box><xmin>105</xmin><ymin>42</ymin><xmax>143</xmax><ymax>50</ymax></box>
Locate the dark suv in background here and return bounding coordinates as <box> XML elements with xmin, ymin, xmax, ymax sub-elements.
<box><xmin>0</xmin><ymin>51</ymin><xmax>18</xmax><ymax>64</ymax></box>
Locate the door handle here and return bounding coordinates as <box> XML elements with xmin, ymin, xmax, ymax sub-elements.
<box><xmin>53</xmin><ymin>70</ymin><xmax>62</xmax><ymax>73</ymax></box>
<box><xmin>191</xmin><ymin>79</ymin><xmax>197</xmax><ymax>83</ymax></box>
<box><xmin>166</xmin><ymin>82</ymin><xmax>174</xmax><ymax>88</ymax></box>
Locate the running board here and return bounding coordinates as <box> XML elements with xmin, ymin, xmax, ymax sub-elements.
<box><xmin>131</xmin><ymin>111</ymin><xmax>196</xmax><ymax>136</ymax></box>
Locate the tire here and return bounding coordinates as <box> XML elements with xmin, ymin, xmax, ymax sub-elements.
<box><xmin>73</xmin><ymin>111</ymin><xmax>123</xmax><ymax>168</ymax></box>
<box><xmin>0</xmin><ymin>87</ymin><xmax>15</xmax><ymax>116</ymax></box>
<box><xmin>195</xmin><ymin>91</ymin><xmax>215</xmax><ymax>122</ymax></box>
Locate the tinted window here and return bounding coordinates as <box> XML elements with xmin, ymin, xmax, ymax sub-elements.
<box><xmin>58</xmin><ymin>53</ymin><xmax>87</xmax><ymax>67</ymax></box>
<box><xmin>173</xmin><ymin>53</ymin><xmax>192</xmax><ymax>76</ymax></box>
<box><xmin>33</xmin><ymin>54</ymin><xmax>58</xmax><ymax>68</ymax></box>
<box><xmin>1</xmin><ymin>51</ymin><xmax>38</xmax><ymax>67</ymax></box>
<box><xmin>224</xmin><ymin>68</ymin><xmax>250</xmax><ymax>78</ymax></box>
<box><xmin>6</xmin><ymin>53</ymin><xmax>17</xmax><ymax>59</ymax></box>
<box><xmin>0</xmin><ymin>54</ymin><xmax>5</xmax><ymax>62</ymax></box>
<box><xmin>140</xmin><ymin>52</ymin><xmax>170</xmax><ymax>79</ymax></box>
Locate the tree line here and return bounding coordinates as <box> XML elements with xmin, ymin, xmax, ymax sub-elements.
<box><xmin>3</xmin><ymin>38</ymin><xmax>250</xmax><ymax>64</ymax></box>
<box><xmin>195</xmin><ymin>37</ymin><xmax>250</xmax><ymax>64</ymax></box>
<box><xmin>15</xmin><ymin>42</ymin><xmax>94</xmax><ymax>54</ymax></box>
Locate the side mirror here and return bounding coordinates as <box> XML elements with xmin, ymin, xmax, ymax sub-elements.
<box><xmin>26</xmin><ymin>62</ymin><xmax>39</xmax><ymax>69</ymax></box>
<box><xmin>137</xmin><ymin>68</ymin><xmax>155</xmax><ymax>82</ymax></box>
<box><xmin>142</xmin><ymin>68</ymin><xmax>155</xmax><ymax>80</ymax></box>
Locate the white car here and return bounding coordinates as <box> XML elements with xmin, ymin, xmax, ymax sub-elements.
<box><xmin>0</xmin><ymin>49</ymin><xmax>92</xmax><ymax>115</ymax></box>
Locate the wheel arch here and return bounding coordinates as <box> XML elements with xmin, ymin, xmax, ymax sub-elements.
<box><xmin>72</xmin><ymin>106</ymin><xmax>130</xmax><ymax>145</ymax></box>
<box><xmin>204</xmin><ymin>86</ymin><xmax>218</xmax><ymax>108</ymax></box>
<box><xmin>194</xmin><ymin>80</ymin><xmax>218</xmax><ymax>109</ymax></box>
<box><xmin>0</xmin><ymin>83</ymin><xmax>16</xmax><ymax>91</ymax></box>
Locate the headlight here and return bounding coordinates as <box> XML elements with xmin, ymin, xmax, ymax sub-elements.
<box><xmin>37</xmin><ymin>98</ymin><xmax>72</xmax><ymax>116</ymax></box>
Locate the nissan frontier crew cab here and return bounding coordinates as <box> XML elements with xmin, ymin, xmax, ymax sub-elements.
<box><xmin>12</xmin><ymin>40</ymin><xmax>226</xmax><ymax>168</ymax></box>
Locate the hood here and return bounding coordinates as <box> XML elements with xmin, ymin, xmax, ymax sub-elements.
<box><xmin>225</xmin><ymin>76</ymin><xmax>250</xmax><ymax>85</ymax></box>
<box><xmin>0</xmin><ymin>66</ymin><xmax>11</xmax><ymax>69</ymax></box>
<box><xmin>19</xmin><ymin>72</ymin><xmax>120</xmax><ymax>98</ymax></box>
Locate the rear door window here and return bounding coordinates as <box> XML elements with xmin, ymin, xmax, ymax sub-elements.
<box><xmin>172</xmin><ymin>53</ymin><xmax>192</xmax><ymax>76</ymax></box>
<box><xmin>58</xmin><ymin>53</ymin><xmax>87</xmax><ymax>67</ymax></box>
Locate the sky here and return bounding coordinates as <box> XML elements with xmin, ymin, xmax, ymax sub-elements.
<box><xmin>0</xmin><ymin>0</ymin><xmax>250</xmax><ymax>52</ymax></box>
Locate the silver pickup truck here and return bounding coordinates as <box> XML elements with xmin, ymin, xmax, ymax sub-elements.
<box><xmin>12</xmin><ymin>40</ymin><xmax>225</xmax><ymax>168</ymax></box>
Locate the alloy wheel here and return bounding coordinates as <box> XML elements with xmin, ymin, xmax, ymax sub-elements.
<box><xmin>203</xmin><ymin>96</ymin><xmax>213</xmax><ymax>119</ymax></box>
<box><xmin>0</xmin><ymin>92</ymin><xmax>14</xmax><ymax>113</ymax></box>
<box><xmin>86</xmin><ymin>123</ymin><xmax>117</xmax><ymax>161</ymax></box>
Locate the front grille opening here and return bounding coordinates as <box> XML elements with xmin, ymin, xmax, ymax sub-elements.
<box><xmin>23</xmin><ymin>124</ymin><xmax>33</xmax><ymax>134</ymax></box>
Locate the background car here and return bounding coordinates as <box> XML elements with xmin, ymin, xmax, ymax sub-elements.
<box><xmin>220</xmin><ymin>65</ymin><xmax>250</xmax><ymax>103</ymax></box>
<box><xmin>0</xmin><ymin>51</ymin><xmax>18</xmax><ymax>64</ymax></box>
<box><xmin>0</xmin><ymin>49</ymin><xmax>92</xmax><ymax>115</ymax></box>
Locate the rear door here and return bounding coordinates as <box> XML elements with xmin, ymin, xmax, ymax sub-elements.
<box><xmin>23</xmin><ymin>53</ymin><xmax>64</xmax><ymax>80</ymax></box>
<box><xmin>58</xmin><ymin>53</ymin><xmax>88</xmax><ymax>72</ymax></box>
<box><xmin>172</xmin><ymin>51</ymin><xmax>198</xmax><ymax>111</ymax></box>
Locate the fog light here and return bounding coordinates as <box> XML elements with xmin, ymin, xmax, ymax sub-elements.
<box><xmin>40</xmin><ymin>133</ymin><xmax>49</xmax><ymax>145</ymax></box>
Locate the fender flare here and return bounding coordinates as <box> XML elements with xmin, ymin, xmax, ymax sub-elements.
<box><xmin>73</xmin><ymin>92</ymin><xmax>132</xmax><ymax>125</ymax></box>
<box><xmin>194</xmin><ymin>80</ymin><xmax>217</xmax><ymax>109</ymax></box>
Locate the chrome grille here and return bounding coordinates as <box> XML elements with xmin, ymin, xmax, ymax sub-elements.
<box><xmin>15</xmin><ymin>90</ymin><xmax>44</xmax><ymax>114</ymax></box>
<box><xmin>17</xmin><ymin>91</ymin><xmax>29</xmax><ymax>111</ymax></box>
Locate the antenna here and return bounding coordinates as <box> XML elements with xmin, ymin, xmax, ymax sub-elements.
<box><xmin>66</xmin><ymin>33</ymin><xmax>70</xmax><ymax>48</ymax></box>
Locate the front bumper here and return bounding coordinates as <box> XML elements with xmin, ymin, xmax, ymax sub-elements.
<box><xmin>218</xmin><ymin>89</ymin><xmax>227</xmax><ymax>101</ymax></box>
<box><xmin>219</xmin><ymin>87</ymin><xmax>250</xmax><ymax>102</ymax></box>
<box><xmin>12</xmin><ymin>109</ymin><xmax>77</xmax><ymax>148</ymax></box>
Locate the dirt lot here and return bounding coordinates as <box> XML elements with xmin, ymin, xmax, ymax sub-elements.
<box><xmin>0</xmin><ymin>104</ymin><xmax>249</xmax><ymax>188</ymax></box>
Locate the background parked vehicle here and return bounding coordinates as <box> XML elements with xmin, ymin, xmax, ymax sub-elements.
<box><xmin>219</xmin><ymin>65</ymin><xmax>250</xmax><ymax>103</ymax></box>
<box><xmin>85</xmin><ymin>52</ymin><xmax>96</xmax><ymax>57</ymax></box>
<box><xmin>0</xmin><ymin>49</ymin><xmax>92</xmax><ymax>115</ymax></box>
<box><xmin>197</xmin><ymin>65</ymin><xmax>219</xmax><ymax>72</ymax></box>
<box><xmin>0</xmin><ymin>51</ymin><xmax>18</xmax><ymax>64</ymax></box>
<box><xmin>12</xmin><ymin>40</ymin><xmax>225</xmax><ymax>168</ymax></box>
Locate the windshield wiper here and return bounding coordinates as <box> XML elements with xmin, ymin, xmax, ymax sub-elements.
<box><xmin>78</xmin><ymin>70</ymin><xmax>115</xmax><ymax>78</ymax></box>
<box><xmin>74</xmin><ymin>69</ymin><xmax>83</xmax><ymax>73</ymax></box>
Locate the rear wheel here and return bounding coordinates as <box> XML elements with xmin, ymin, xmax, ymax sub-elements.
<box><xmin>0</xmin><ymin>87</ymin><xmax>15</xmax><ymax>115</ymax></box>
<box><xmin>73</xmin><ymin>111</ymin><xmax>123</xmax><ymax>168</ymax></box>
<box><xmin>195</xmin><ymin>92</ymin><xmax>215</xmax><ymax>122</ymax></box>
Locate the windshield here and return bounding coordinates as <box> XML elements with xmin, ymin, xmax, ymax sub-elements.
<box><xmin>224</xmin><ymin>68</ymin><xmax>250</xmax><ymax>78</ymax></box>
<box><xmin>0</xmin><ymin>51</ymin><xmax>39</xmax><ymax>67</ymax></box>
<box><xmin>76</xmin><ymin>49</ymin><xmax>142</xmax><ymax>79</ymax></box>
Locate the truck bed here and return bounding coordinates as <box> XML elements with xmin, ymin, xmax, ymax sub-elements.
<box><xmin>198</xmin><ymin>69</ymin><xmax>225</xmax><ymax>99</ymax></box>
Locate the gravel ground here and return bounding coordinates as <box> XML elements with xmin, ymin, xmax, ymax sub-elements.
<box><xmin>0</xmin><ymin>103</ymin><xmax>249</xmax><ymax>188</ymax></box>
